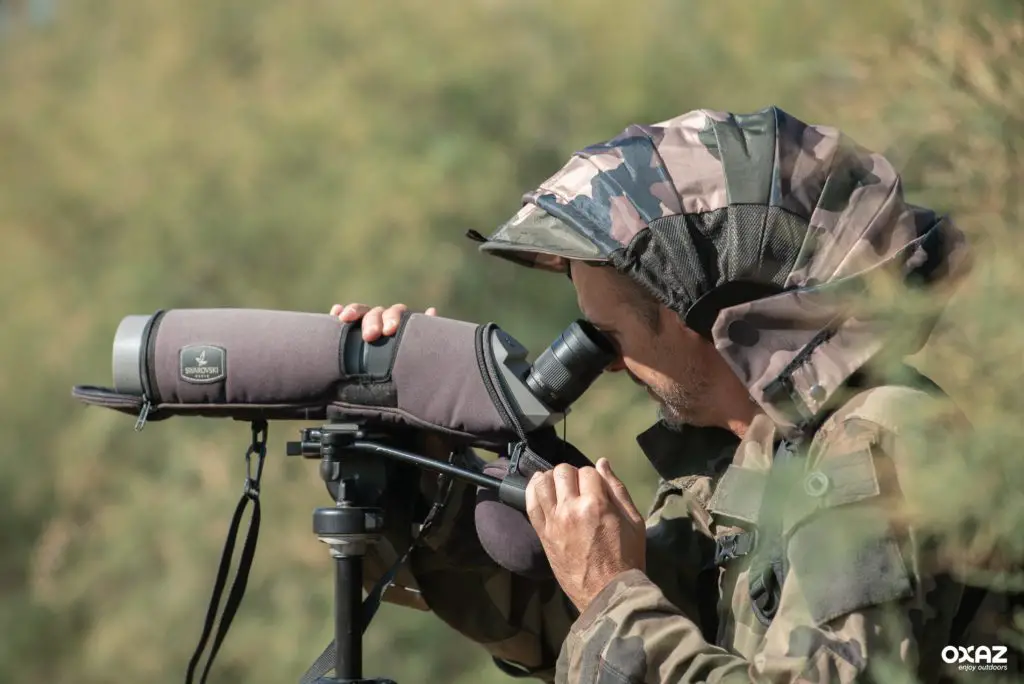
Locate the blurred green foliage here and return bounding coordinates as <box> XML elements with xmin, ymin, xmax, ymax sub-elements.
<box><xmin>2</xmin><ymin>0</ymin><xmax>1024</xmax><ymax>682</ymax></box>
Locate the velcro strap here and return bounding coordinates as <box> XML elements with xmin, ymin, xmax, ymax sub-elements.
<box><xmin>788</xmin><ymin>505</ymin><xmax>913</xmax><ymax>626</ymax></box>
<box><xmin>708</xmin><ymin>465</ymin><xmax>767</xmax><ymax>524</ymax></box>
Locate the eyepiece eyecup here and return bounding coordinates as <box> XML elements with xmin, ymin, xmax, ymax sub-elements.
<box><xmin>524</xmin><ymin>319</ymin><xmax>617</xmax><ymax>412</ymax></box>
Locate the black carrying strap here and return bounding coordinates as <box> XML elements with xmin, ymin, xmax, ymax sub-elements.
<box><xmin>299</xmin><ymin>465</ymin><xmax>456</xmax><ymax>684</ymax></box>
<box><xmin>186</xmin><ymin>420</ymin><xmax>268</xmax><ymax>684</ymax></box>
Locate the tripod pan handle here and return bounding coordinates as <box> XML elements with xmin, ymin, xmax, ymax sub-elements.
<box><xmin>498</xmin><ymin>472</ymin><xmax>529</xmax><ymax>512</ymax></box>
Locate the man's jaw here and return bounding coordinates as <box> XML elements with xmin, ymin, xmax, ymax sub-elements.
<box><xmin>656</xmin><ymin>404</ymin><xmax>687</xmax><ymax>429</ymax></box>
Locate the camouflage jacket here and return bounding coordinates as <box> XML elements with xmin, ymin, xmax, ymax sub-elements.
<box><xmin>365</xmin><ymin>382</ymin><xmax>1019</xmax><ymax>683</ymax></box>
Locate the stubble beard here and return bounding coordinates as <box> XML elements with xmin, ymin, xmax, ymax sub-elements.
<box><xmin>652</xmin><ymin>366</ymin><xmax>710</xmax><ymax>429</ymax></box>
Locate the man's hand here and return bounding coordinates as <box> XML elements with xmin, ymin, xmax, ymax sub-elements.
<box><xmin>329</xmin><ymin>301</ymin><xmax>437</xmax><ymax>341</ymax></box>
<box><xmin>526</xmin><ymin>458</ymin><xmax>646</xmax><ymax>614</ymax></box>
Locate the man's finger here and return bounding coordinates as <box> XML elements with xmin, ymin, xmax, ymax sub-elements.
<box><xmin>337</xmin><ymin>303</ymin><xmax>370</xmax><ymax>322</ymax></box>
<box><xmin>597</xmin><ymin>458</ymin><xmax>643</xmax><ymax>524</ymax></box>
<box><xmin>552</xmin><ymin>463</ymin><xmax>580</xmax><ymax>503</ymax></box>
<box><xmin>361</xmin><ymin>306</ymin><xmax>386</xmax><ymax>341</ymax></box>
<box><xmin>525</xmin><ymin>471</ymin><xmax>555</xmax><ymax>528</ymax></box>
<box><xmin>382</xmin><ymin>303</ymin><xmax>408</xmax><ymax>334</ymax></box>
<box><xmin>577</xmin><ymin>466</ymin><xmax>609</xmax><ymax>505</ymax></box>
<box><xmin>425</xmin><ymin>306</ymin><xmax>438</xmax><ymax>316</ymax></box>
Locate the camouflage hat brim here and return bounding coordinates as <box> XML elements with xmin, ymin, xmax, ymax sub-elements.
<box><xmin>477</xmin><ymin>203</ymin><xmax>608</xmax><ymax>273</ymax></box>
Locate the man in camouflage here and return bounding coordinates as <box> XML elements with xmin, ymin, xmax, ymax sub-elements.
<box><xmin>332</xmin><ymin>107</ymin><xmax>1011</xmax><ymax>682</ymax></box>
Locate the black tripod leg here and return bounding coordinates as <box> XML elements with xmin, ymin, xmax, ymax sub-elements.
<box><xmin>335</xmin><ymin>555</ymin><xmax>362</xmax><ymax>681</ymax></box>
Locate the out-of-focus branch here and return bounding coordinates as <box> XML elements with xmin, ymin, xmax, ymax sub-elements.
<box><xmin>898</xmin><ymin>3</ymin><xmax>1024</xmax><ymax>230</ymax></box>
<box><xmin>903</xmin><ymin>36</ymin><xmax>1023</xmax><ymax>127</ymax></box>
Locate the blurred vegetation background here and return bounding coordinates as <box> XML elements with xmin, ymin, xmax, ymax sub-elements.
<box><xmin>2</xmin><ymin>0</ymin><xmax>1024</xmax><ymax>681</ymax></box>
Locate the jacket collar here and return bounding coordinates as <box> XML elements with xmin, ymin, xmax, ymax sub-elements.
<box><xmin>635</xmin><ymin>420</ymin><xmax>739</xmax><ymax>481</ymax></box>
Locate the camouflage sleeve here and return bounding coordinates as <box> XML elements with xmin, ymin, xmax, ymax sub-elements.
<box><xmin>557</xmin><ymin>392</ymin><xmax>968</xmax><ymax>683</ymax></box>
<box><xmin>558</xmin><ymin>570</ymin><xmax>751</xmax><ymax>683</ymax></box>
<box><xmin>556</xmin><ymin>568</ymin><xmax>930</xmax><ymax>683</ymax></box>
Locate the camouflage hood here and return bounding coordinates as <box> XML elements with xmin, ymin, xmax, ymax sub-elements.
<box><xmin>473</xmin><ymin>106</ymin><xmax>971</xmax><ymax>435</ymax></box>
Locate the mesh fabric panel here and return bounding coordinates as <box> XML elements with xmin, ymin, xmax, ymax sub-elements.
<box><xmin>613</xmin><ymin>206</ymin><xmax>809</xmax><ymax>317</ymax></box>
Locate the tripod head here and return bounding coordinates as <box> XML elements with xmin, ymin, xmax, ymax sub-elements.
<box><xmin>289</xmin><ymin>422</ymin><xmax>400</xmax><ymax>514</ymax></box>
<box><xmin>287</xmin><ymin>422</ymin><xmax>524</xmax><ymax>512</ymax></box>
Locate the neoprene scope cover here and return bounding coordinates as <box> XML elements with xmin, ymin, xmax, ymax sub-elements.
<box><xmin>72</xmin><ymin>309</ymin><xmax>531</xmax><ymax>447</ymax></box>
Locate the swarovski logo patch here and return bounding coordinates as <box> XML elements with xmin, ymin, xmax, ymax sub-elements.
<box><xmin>180</xmin><ymin>345</ymin><xmax>226</xmax><ymax>384</ymax></box>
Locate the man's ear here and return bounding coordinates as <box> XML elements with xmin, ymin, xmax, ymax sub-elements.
<box><xmin>669</xmin><ymin>309</ymin><xmax>709</xmax><ymax>345</ymax></box>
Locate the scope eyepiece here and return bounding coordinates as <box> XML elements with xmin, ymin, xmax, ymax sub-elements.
<box><xmin>524</xmin><ymin>319</ymin><xmax>617</xmax><ymax>412</ymax></box>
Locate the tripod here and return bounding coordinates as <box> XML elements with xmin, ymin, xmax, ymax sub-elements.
<box><xmin>287</xmin><ymin>421</ymin><xmax>527</xmax><ymax>684</ymax></box>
